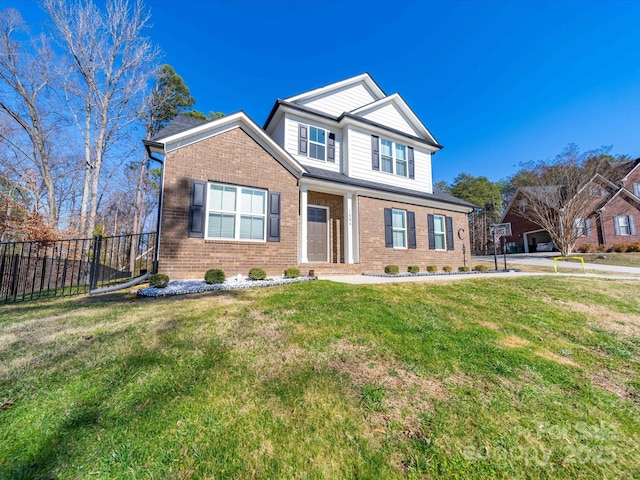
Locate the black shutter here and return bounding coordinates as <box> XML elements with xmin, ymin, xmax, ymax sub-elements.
<box><xmin>267</xmin><ymin>191</ymin><xmax>281</xmax><ymax>242</ymax></box>
<box><xmin>188</xmin><ymin>180</ymin><xmax>207</xmax><ymax>238</ymax></box>
<box><xmin>427</xmin><ymin>214</ymin><xmax>435</xmax><ymax>250</ymax></box>
<box><xmin>327</xmin><ymin>132</ymin><xmax>335</xmax><ymax>162</ymax></box>
<box><xmin>408</xmin><ymin>211</ymin><xmax>416</xmax><ymax>249</ymax></box>
<box><xmin>371</xmin><ymin>135</ymin><xmax>380</xmax><ymax>171</ymax></box>
<box><xmin>384</xmin><ymin>208</ymin><xmax>393</xmax><ymax>247</ymax></box>
<box><xmin>298</xmin><ymin>124</ymin><xmax>308</xmax><ymax>155</ymax></box>
<box><xmin>408</xmin><ymin>146</ymin><xmax>415</xmax><ymax>179</ymax></box>
<box><xmin>446</xmin><ymin>216</ymin><xmax>454</xmax><ymax>250</ymax></box>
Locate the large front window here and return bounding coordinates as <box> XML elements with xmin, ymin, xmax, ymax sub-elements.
<box><xmin>392</xmin><ymin>209</ymin><xmax>407</xmax><ymax>248</ymax></box>
<box><xmin>309</xmin><ymin>126</ymin><xmax>326</xmax><ymax>161</ymax></box>
<box><xmin>207</xmin><ymin>183</ymin><xmax>266</xmax><ymax>241</ymax></box>
<box><xmin>433</xmin><ymin>214</ymin><xmax>446</xmax><ymax>249</ymax></box>
<box><xmin>615</xmin><ymin>215</ymin><xmax>631</xmax><ymax>236</ymax></box>
<box><xmin>380</xmin><ymin>138</ymin><xmax>408</xmax><ymax>177</ymax></box>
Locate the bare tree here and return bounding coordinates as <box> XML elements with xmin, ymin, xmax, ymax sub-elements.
<box><xmin>0</xmin><ymin>9</ymin><xmax>61</xmax><ymax>228</ymax></box>
<box><xmin>44</xmin><ymin>0</ymin><xmax>158</xmax><ymax>238</ymax></box>
<box><xmin>515</xmin><ymin>145</ymin><xmax>607</xmax><ymax>256</ymax></box>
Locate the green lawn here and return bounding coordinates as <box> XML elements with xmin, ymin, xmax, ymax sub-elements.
<box><xmin>1</xmin><ymin>278</ymin><xmax>639</xmax><ymax>479</ymax></box>
<box><xmin>567</xmin><ymin>252</ymin><xmax>640</xmax><ymax>268</ymax></box>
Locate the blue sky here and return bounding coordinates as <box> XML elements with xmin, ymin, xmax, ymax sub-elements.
<box><xmin>7</xmin><ymin>0</ymin><xmax>640</xmax><ymax>184</ymax></box>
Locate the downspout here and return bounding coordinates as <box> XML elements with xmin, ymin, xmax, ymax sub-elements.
<box><xmin>144</xmin><ymin>141</ymin><xmax>165</xmax><ymax>274</ymax></box>
<box><xmin>597</xmin><ymin>208</ymin><xmax>606</xmax><ymax>246</ymax></box>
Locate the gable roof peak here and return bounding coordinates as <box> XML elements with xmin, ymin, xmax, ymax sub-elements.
<box><xmin>284</xmin><ymin>72</ymin><xmax>386</xmax><ymax>104</ymax></box>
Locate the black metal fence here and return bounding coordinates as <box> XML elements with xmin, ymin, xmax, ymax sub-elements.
<box><xmin>0</xmin><ymin>232</ymin><xmax>157</xmax><ymax>303</ymax></box>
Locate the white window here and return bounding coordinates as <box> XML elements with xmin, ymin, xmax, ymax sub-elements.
<box><xmin>614</xmin><ymin>215</ymin><xmax>632</xmax><ymax>236</ymax></box>
<box><xmin>309</xmin><ymin>126</ymin><xmax>326</xmax><ymax>161</ymax></box>
<box><xmin>518</xmin><ymin>200</ymin><xmax>527</xmax><ymax>213</ymax></box>
<box><xmin>392</xmin><ymin>209</ymin><xmax>407</xmax><ymax>248</ymax></box>
<box><xmin>633</xmin><ymin>183</ymin><xmax>640</xmax><ymax>197</ymax></box>
<box><xmin>380</xmin><ymin>138</ymin><xmax>408</xmax><ymax>177</ymax></box>
<box><xmin>433</xmin><ymin>214</ymin><xmax>446</xmax><ymax>249</ymax></box>
<box><xmin>381</xmin><ymin>139</ymin><xmax>393</xmax><ymax>173</ymax></box>
<box><xmin>574</xmin><ymin>217</ymin><xmax>588</xmax><ymax>237</ymax></box>
<box><xmin>206</xmin><ymin>183</ymin><xmax>266</xmax><ymax>241</ymax></box>
<box><xmin>589</xmin><ymin>186</ymin><xmax>604</xmax><ymax>196</ymax></box>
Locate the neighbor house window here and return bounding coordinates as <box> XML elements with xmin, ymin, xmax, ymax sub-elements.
<box><xmin>518</xmin><ymin>200</ymin><xmax>527</xmax><ymax>213</ymax></box>
<box><xmin>309</xmin><ymin>126</ymin><xmax>326</xmax><ymax>161</ymax></box>
<box><xmin>614</xmin><ymin>215</ymin><xmax>635</xmax><ymax>236</ymax></box>
<box><xmin>634</xmin><ymin>183</ymin><xmax>640</xmax><ymax>197</ymax></box>
<box><xmin>433</xmin><ymin>214</ymin><xmax>446</xmax><ymax>249</ymax></box>
<box><xmin>392</xmin><ymin>209</ymin><xmax>407</xmax><ymax>248</ymax></box>
<box><xmin>206</xmin><ymin>183</ymin><xmax>266</xmax><ymax>241</ymax></box>
<box><xmin>574</xmin><ymin>217</ymin><xmax>590</xmax><ymax>237</ymax></box>
<box><xmin>380</xmin><ymin>138</ymin><xmax>408</xmax><ymax>177</ymax></box>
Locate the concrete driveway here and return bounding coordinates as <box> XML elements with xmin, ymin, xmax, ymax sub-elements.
<box><xmin>472</xmin><ymin>253</ymin><xmax>640</xmax><ymax>275</ymax></box>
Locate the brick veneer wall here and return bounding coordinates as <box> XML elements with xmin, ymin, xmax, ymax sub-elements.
<box><xmin>307</xmin><ymin>191</ymin><xmax>344</xmax><ymax>263</ymax></box>
<box><xmin>357</xmin><ymin>196</ymin><xmax>471</xmax><ymax>272</ymax></box>
<box><xmin>159</xmin><ymin>127</ymin><xmax>300</xmax><ymax>279</ymax></box>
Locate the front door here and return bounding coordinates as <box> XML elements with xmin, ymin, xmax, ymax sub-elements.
<box><xmin>307</xmin><ymin>206</ymin><xmax>328</xmax><ymax>262</ymax></box>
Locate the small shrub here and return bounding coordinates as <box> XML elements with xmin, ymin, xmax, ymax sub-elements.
<box><xmin>626</xmin><ymin>242</ymin><xmax>640</xmax><ymax>253</ymax></box>
<box><xmin>597</xmin><ymin>244</ymin><xmax>607</xmax><ymax>252</ymax></box>
<box><xmin>458</xmin><ymin>266</ymin><xmax>470</xmax><ymax>272</ymax></box>
<box><xmin>442</xmin><ymin>265</ymin><xmax>452</xmax><ymax>273</ymax></box>
<box><xmin>148</xmin><ymin>273</ymin><xmax>169</xmax><ymax>288</ymax></box>
<box><xmin>473</xmin><ymin>264</ymin><xmax>489</xmax><ymax>272</ymax></box>
<box><xmin>284</xmin><ymin>267</ymin><xmax>300</xmax><ymax>278</ymax></box>
<box><xmin>384</xmin><ymin>265</ymin><xmax>400</xmax><ymax>274</ymax></box>
<box><xmin>248</xmin><ymin>268</ymin><xmax>267</xmax><ymax>280</ymax></box>
<box><xmin>611</xmin><ymin>243</ymin><xmax>628</xmax><ymax>253</ymax></box>
<box><xmin>407</xmin><ymin>265</ymin><xmax>419</xmax><ymax>274</ymax></box>
<box><xmin>426</xmin><ymin>265</ymin><xmax>438</xmax><ymax>273</ymax></box>
<box><xmin>204</xmin><ymin>268</ymin><xmax>225</xmax><ymax>284</ymax></box>
<box><xmin>577</xmin><ymin>243</ymin><xmax>596</xmax><ymax>253</ymax></box>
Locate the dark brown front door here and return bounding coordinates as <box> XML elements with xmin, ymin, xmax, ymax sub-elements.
<box><xmin>307</xmin><ymin>206</ymin><xmax>328</xmax><ymax>262</ymax></box>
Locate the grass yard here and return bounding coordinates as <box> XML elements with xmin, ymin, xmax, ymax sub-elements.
<box><xmin>1</xmin><ymin>277</ymin><xmax>639</xmax><ymax>479</ymax></box>
<box><xmin>566</xmin><ymin>252</ymin><xmax>640</xmax><ymax>268</ymax></box>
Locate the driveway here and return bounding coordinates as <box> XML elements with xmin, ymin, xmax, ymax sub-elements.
<box><xmin>472</xmin><ymin>253</ymin><xmax>640</xmax><ymax>275</ymax></box>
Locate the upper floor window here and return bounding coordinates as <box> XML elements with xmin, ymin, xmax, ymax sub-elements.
<box><xmin>298</xmin><ymin>124</ymin><xmax>335</xmax><ymax>163</ymax></box>
<box><xmin>206</xmin><ymin>182</ymin><xmax>266</xmax><ymax>241</ymax></box>
<box><xmin>309</xmin><ymin>126</ymin><xmax>326</xmax><ymax>161</ymax></box>
<box><xmin>380</xmin><ymin>138</ymin><xmax>408</xmax><ymax>177</ymax></box>
<box><xmin>589</xmin><ymin>186</ymin><xmax>604</xmax><ymax>196</ymax></box>
<box><xmin>518</xmin><ymin>200</ymin><xmax>528</xmax><ymax>213</ymax></box>
<box><xmin>633</xmin><ymin>183</ymin><xmax>640</xmax><ymax>197</ymax></box>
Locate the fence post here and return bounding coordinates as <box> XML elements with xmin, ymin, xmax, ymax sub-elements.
<box><xmin>89</xmin><ymin>235</ymin><xmax>103</xmax><ymax>290</ymax></box>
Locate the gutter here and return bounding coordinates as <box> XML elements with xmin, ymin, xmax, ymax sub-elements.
<box><xmin>144</xmin><ymin>141</ymin><xmax>166</xmax><ymax>274</ymax></box>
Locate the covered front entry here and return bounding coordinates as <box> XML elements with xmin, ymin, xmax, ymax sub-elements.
<box><xmin>307</xmin><ymin>206</ymin><xmax>328</xmax><ymax>262</ymax></box>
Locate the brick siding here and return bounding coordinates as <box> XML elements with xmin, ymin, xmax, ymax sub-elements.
<box><xmin>356</xmin><ymin>196</ymin><xmax>471</xmax><ymax>272</ymax></box>
<box><xmin>159</xmin><ymin>127</ymin><xmax>300</xmax><ymax>279</ymax></box>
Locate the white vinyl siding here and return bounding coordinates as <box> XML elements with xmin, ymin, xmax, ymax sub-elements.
<box><xmin>346</xmin><ymin>126</ymin><xmax>433</xmax><ymax>193</ymax></box>
<box><xmin>433</xmin><ymin>214</ymin><xmax>446</xmax><ymax>250</ymax></box>
<box><xmin>283</xmin><ymin>115</ymin><xmax>341</xmax><ymax>172</ymax></box>
<box><xmin>269</xmin><ymin>116</ymin><xmax>285</xmax><ymax>148</ymax></box>
<box><xmin>359</xmin><ymin>102</ymin><xmax>420</xmax><ymax>136</ymax></box>
<box><xmin>392</xmin><ymin>209</ymin><xmax>407</xmax><ymax>248</ymax></box>
<box><xmin>298</xmin><ymin>83</ymin><xmax>378</xmax><ymax>117</ymax></box>
<box><xmin>206</xmin><ymin>183</ymin><xmax>266</xmax><ymax>241</ymax></box>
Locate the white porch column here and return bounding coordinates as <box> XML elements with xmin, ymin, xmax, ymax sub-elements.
<box><xmin>344</xmin><ymin>192</ymin><xmax>354</xmax><ymax>264</ymax></box>
<box><xmin>300</xmin><ymin>186</ymin><xmax>308</xmax><ymax>263</ymax></box>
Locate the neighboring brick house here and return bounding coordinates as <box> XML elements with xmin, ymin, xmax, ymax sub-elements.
<box><xmin>501</xmin><ymin>159</ymin><xmax>640</xmax><ymax>253</ymax></box>
<box><xmin>144</xmin><ymin>74</ymin><xmax>475</xmax><ymax>279</ymax></box>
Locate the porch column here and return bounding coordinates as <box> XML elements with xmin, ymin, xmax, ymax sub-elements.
<box><xmin>344</xmin><ymin>192</ymin><xmax>354</xmax><ymax>264</ymax></box>
<box><xmin>300</xmin><ymin>186</ymin><xmax>308</xmax><ymax>263</ymax></box>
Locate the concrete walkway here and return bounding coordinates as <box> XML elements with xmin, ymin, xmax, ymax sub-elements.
<box><xmin>319</xmin><ymin>253</ymin><xmax>640</xmax><ymax>284</ymax></box>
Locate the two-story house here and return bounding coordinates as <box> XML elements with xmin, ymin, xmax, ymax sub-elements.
<box><xmin>144</xmin><ymin>74</ymin><xmax>475</xmax><ymax>279</ymax></box>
